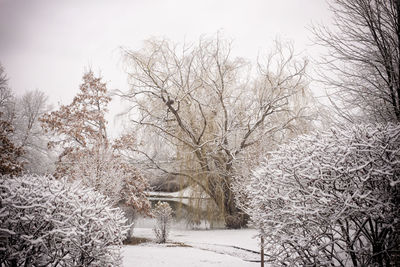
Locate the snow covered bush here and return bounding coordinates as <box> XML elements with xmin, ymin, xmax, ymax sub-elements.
<box><xmin>64</xmin><ymin>145</ymin><xmax>150</xmax><ymax>213</ymax></box>
<box><xmin>247</xmin><ymin>123</ymin><xmax>400</xmax><ymax>266</ymax></box>
<box><xmin>0</xmin><ymin>174</ymin><xmax>129</xmax><ymax>266</ymax></box>
<box><xmin>153</xmin><ymin>201</ymin><xmax>173</xmax><ymax>243</ymax></box>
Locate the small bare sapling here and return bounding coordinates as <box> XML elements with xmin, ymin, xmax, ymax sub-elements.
<box><xmin>153</xmin><ymin>201</ymin><xmax>173</xmax><ymax>243</ymax></box>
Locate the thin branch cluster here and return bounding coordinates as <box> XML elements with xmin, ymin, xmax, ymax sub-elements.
<box><xmin>313</xmin><ymin>0</ymin><xmax>400</xmax><ymax>122</ymax></box>
<box><xmin>152</xmin><ymin>201</ymin><xmax>173</xmax><ymax>243</ymax></box>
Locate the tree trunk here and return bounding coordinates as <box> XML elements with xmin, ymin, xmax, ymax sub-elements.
<box><xmin>222</xmin><ymin>185</ymin><xmax>249</xmax><ymax>229</ymax></box>
<box><xmin>206</xmin><ymin>173</ymin><xmax>249</xmax><ymax>229</ymax></box>
<box><xmin>204</xmin><ymin>177</ymin><xmax>247</xmax><ymax>228</ymax></box>
<box><xmin>223</xmin><ymin>207</ymin><xmax>248</xmax><ymax>229</ymax></box>
<box><xmin>372</xmin><ymin>242</ymin><xmax>384</xmax><ymax>267</ymax></box>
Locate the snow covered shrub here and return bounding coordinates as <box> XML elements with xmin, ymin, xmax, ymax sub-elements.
<box><xmin>153</xmin><ymin>201</ymin><xmax>173</xmax><ymax>243</ymax></box>
<box><xmin>247</xmin><ymin>123</ymin><xmax>400</xmax><ymax>266</ymax></box>
<box><xmin>0</xmin><ymin>174</ymin><xmax>129</xmax><ymax>266</ymax></box>
<box><xmin>65</xmin><ymin>145</ymin><xmax>150</xmax><ymax>213</ymax></box>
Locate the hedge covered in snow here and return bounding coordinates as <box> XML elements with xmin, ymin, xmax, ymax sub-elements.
<box><xmin>0</xmin><ymin>174</ymin><xmax>129</xmax><ymax>266</ymax></box>
<box><xmin>247</xmin><ymin>123</ymin><xmax>400</xmax><ymax>266</ymax></box>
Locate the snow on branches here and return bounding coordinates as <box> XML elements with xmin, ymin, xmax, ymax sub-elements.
<box><xmin>67</xmin><ymin>145</ymin><xmax>150</xmax><ymax>212</ymax></box>
<box><xmin>40</xmin><ymin>70</ymin><xmax>110</xmax><ymax>149</ymax></box>
<box><xmin>40</xmin><ymin>70</ymin><xmax>150</xmax><ymax>214</ymax></box>
<box><xmin>247</xmin><ymin>123</ymin><xmax>400</xmax><ymax>266</ymax></box>
<box><xmin>152</xmin><ymin>201</ymin><xmax>173</xmax><ymax>243</ymax></box>
<box><xmin>0</xmin><ymin>117</ymin><xmax>24</xmax><ymax>176</ymax></box>
<box><xmin>0</xmin><ymin>174</ymin><xmax>129</xmax><ymax>266</ymax></box>
<box><xmin>0</xmin><ymin>66</ymin><xmax>24</xmax><ymax>176</ymax></box>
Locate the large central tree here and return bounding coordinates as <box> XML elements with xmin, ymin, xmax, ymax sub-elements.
<box><xmin>121</xmin><ymin>36</ymin><xmax>312</xmax><ymax>228</ymax></box>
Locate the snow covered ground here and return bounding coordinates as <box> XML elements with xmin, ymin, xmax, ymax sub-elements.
<box><xmin>123</xmin><ymin>228</ymin><xmax>262</xmax><ymax>266</ymax></box>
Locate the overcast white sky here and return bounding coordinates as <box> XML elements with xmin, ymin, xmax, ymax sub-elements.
<box><xmin>0</xmin><ymin>0</ymin><xmax>331</xmax><ymax>133</ymax></box>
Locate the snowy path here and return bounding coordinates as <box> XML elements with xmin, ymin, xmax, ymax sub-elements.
<box><xmin>123</xmin><ymin>228</ymin><xmax>261</xmax><ymax>266</ymax></box>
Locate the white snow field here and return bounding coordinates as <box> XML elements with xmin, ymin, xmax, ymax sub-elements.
<box><xmin>123</xmin><ymin>228</ymin><xmax>262</xmax><ymax>266</ymax></box>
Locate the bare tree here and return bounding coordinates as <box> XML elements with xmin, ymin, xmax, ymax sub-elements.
<box><xmin>11</xmin><ymin>90</ymin><xmax>56</xmax><ymax>174</ymax></box>
<box><xmin>313</xmin><ymin>0</ymin><xmax>400</xmax><ymax>122</ymax></box>
<box><xmin>120</xmin><ymin>35</ymin><xmax>313</xmax><ymax>228</ymax></box>
<box><xmin>153</xmin><ymin>201</ymin><xmax>173</xmax><ymax>243</ymax></box>
<box><xmin>0</xmin><ymin>64</ymin><xmax>14</xmax><ymax>124</ymax></box>
<box><xmin>0</xmin><ymin>64</ymin><xmax>55</xmax><ymax>174</ymax></box>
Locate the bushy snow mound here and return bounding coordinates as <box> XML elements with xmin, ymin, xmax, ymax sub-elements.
<box><xmin>0</xmin><ymin>174</ymin><xmax>128</xmax><ymax>266</ymax></box>
<box><xmin>247</xmin><ymin>123</ymin><xmax>400</xmax><ymax>266</ymax></box>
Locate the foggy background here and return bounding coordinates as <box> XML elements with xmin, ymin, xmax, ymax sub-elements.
<box><xmin>0</xmin><ymin>0</ymin><xmax>331</xmax><ymax>136</ymax></box>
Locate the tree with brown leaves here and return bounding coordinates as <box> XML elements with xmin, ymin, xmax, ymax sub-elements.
<box><xmin>0</xmin><ymin>115</ymin><xmax>24</xmax><ymax>176</ymax></box>
<box><xmin>0</xmin><ymin>65</ymin><xmax>23</xmax><ymax>176</ymax></box>
<box><xmin>41</xmin><ymin>70</ymin><xmax>150</xmax><ymax>214</ymax></box>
